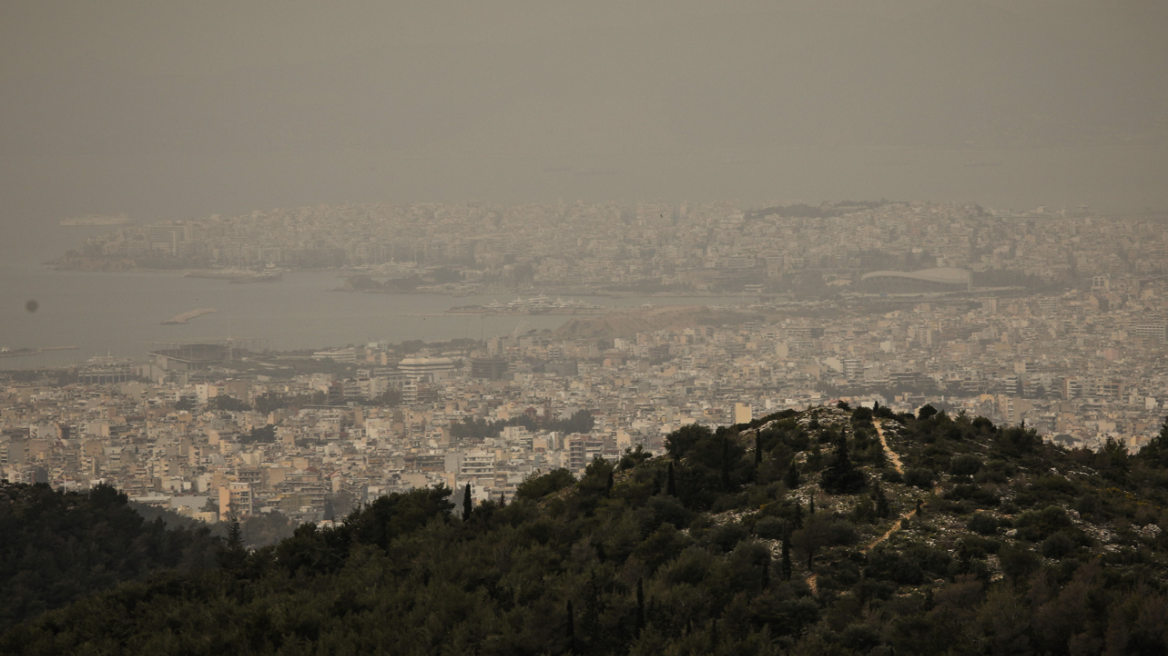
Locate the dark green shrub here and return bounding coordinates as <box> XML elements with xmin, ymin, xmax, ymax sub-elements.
<box><xmin>1039</xmin><ymin>531</ymin><xmax>1078</xmax><ymax>559</ymax></box>
<box><xmin>1074</xmin><ymin>493</ymin><xmax>1102</xmax><ymax>518</ymax></box>
<box><xmin>755</xmin><ymin>517</ymin><xmax>788</xmax><ymax>540</ymax></box>
<box><xmin>999</xmin><ymin>544</ymin><xmax>1040</xmax><ymax>581</ymax></box>
<box><xmin>946</xmin><ymin>484</ymin><xmax>1001</xmax><ymax>508</ymax></box>
<box><xmin>957</xmin><ymin>535</ymin><xmax>1000</xmax><ymax>560</ymax></box>
<box><xmin>840</xmin><ymin>624</ymin><xmax>881</xmax><ymax>652</ymax></box>
<box><xmin>949</xmin><ymin>454</ymin><xmax>982</xmax><ymax>476</ymax></box>
<box><xmin>865</xmin><ymin>549</ymin><xmax>925</xmax><ymax>585</ymax></box>
<box><xmin>967</xmin><ymin>513</ymin><xmax>1000</xmax><ymax>536</ymax></box>
<box><xmin>903</xmin><ymin>468</ymin><xmax>935</xmax><ymax>490</ymax></box>
<box><xmin>516</xmin><ymin>468</ymin><xmax>576</xmax><ymax>500</ymax></box>
<box><xmin>638</xmin><ymin>494</ymin><xmax>694</xmax><ymax>532</ymax></box>
<box><xmin>1014</xmin><ymin>506</ymin><xmax>1072</xmax><ymax>542</ymax></box>
<box><xmin>706</xmin><ymin>522</ymin><xmax>750</xmax><ymax>553</ymax></box>
<box><xmin>1032</xmin><ymin>475</ymin><xmax>1077</xmax><ymax>497</ymax></box>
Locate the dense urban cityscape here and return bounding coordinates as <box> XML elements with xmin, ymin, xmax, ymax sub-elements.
<box><xmin>4</xmin><ymin>199</ymin><xmax>1167</xmax><ymax>529</ymax></box>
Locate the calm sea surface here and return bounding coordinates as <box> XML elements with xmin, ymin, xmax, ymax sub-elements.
<box><xmin>0</xmin><ymin>228</ymin><xmax>742</xmax><ymax>369</ymax></box>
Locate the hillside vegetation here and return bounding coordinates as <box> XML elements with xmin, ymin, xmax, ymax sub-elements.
<box><xmin>5</xmin><ymin>407</ymin><xmax>1168</xmax><ymax>655</ymax></box>
<box><xmin>0</xmin><ymin>483</ymin><xmax>219</xmax><ymax>633</ymax></box>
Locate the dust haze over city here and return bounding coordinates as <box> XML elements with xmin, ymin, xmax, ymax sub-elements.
<box><xmin>4</xmin><ymin>2</ymin><xmax>1168</xmax><ymax>652</ymax></box>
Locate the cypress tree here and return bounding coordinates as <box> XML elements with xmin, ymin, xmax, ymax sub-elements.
<box><xmin>793</xmin><ymin>500</ymin><xmax>804</xmax><ymax>529</ymax></box>
<box><xmin>462</xmin><ymin>483</ymin><xmax>472</xmax><ymax>521</ymax></box>
<box><xmin>781</xmin><ymin>535</ymin><xmax>792</xmax><ymax>581</ymax></box>
<box><xmin>566</xmin><ymin>599</ymin><xmax>575</xmax><ymax>648</ymax></box>
<box><xmin>635</xmin><ymin>577</ymin><xmax>645</xmax><ymax>635</ymax></box>
<box><xmin>498</xmin><ymin>492</ymin><xmax>506</xmax><ymax>508</ymax></box>
<box><xmin>721</xmin><ymin>436</ymin><xmax>731</xmax><ymax>489</ymax></box>
<box><xmin>666</xmin><ymin>462</ymin><xmax>677</xmax><ymax>497</ymax></box>
<box><xmin>753</xmin><ymin>432</ymin><xmax>763</xmax><ymax>484</ymax></box>
<box><xmin>784</xmin><ymin>459</ymin><xmax>800</xmax><ymax>489</ymax></box>
<box><xmin>808</xmin><ymin>495</ymin><xmax>815</xmax><ymax>516</ymax></box>
<box><xmin>761</xmin><ymin>552</ymin><xmax>771</xmax><ymax>589</ymax></box>
<box><xmin>873</xmin><ymin>483</ymin><xmax>890</xmax><ymax>519</ymax></box>
<box><xmin>606</xmin><ymin>470</ymin><xmax>614</xmax><ymax>496</ymax></box>
<box><xmin>821</xmin><ymin>436</ymin><xmax>866</xmax><ymax>494</ymax></box>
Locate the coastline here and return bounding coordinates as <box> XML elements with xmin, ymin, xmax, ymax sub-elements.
<box><xmin>46</xmin><ymin>258</ymin><xmax>773</xmax><ymax>300</ymax></box>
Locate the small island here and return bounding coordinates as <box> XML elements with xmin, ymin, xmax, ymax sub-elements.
<box><xmin>161</xmin><ymin>308</ymin><xmax>218</xmax><ymax>325</ymax></box>
<box><xmin>59</xmin><ymin>213</ymin><xmax>134</xmax><ymax>226</ymax></box>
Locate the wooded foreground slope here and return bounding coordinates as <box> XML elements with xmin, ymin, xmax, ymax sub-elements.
<box><xmin>5</xmin><ymin>406</ymin><xmax>1168</xmax><ymax>655</ymax></box>
<box><xmin>0</xmin><ymin>482</ymin><xmax>218</xmax><ymax>633</ymax></box>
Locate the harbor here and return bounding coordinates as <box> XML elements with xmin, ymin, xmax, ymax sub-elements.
<box><xmin>447</xmin><ymin>295</ymin><xmax>605</xmax><ymax>315</ymax></box>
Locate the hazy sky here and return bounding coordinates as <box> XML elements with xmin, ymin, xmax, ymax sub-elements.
<box><xmin>2</xmin><ymin>0</ymin><xmax>1166</xmax><ymax>227</ymax></box>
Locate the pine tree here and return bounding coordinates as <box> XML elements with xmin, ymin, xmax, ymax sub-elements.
<box><xmin>226</xmin><ymin>515</ymin><xmax>243</xmax><ymax>548</ymax></box>
<box><xmin>1138</xmin><ymin>416</ymin><xmax>1168</xmax><ymax>468</ymax></box>
<box><xmin>462</xmin><ymin>484</ymin><xmax>472</xmax><ymax>521</ymax></box>
<box><xmin>217</xmin><ymin>514</ymin><xmax>247</xmax><ymax>571</ymax></box>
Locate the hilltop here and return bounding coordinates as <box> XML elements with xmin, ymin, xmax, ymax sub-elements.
<box><xmin>4</xmin><ymin>407</ymin><xmax>1168</xmax><ymax>654</ymax></box>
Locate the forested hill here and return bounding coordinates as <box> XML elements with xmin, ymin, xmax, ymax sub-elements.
<box><xmin>6</xmin><ymin>407</ymin><xmax>1168</xmax><ymax>655</ymax></box>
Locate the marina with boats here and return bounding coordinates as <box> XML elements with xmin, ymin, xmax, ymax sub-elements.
<box><xmin>183</xmin><ymin>269</ymin><xmax>284</xmax><ymax>284</ymax></box>
<box><xmin>0</xmin><ymin>345</ymin><xmax>79</xmax><ymax>358</ymax></box>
